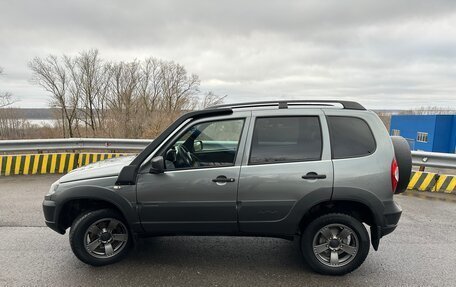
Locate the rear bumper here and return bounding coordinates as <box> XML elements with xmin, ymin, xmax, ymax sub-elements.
<box><xmin>43</xmin><ymin>199</ymin><xmax>65</xmax><ymax>234</ymax></box>
<box><xmin>380</xmin><ymin>200</ymin><xmax>402</xmax><ymax>237</ymax></box>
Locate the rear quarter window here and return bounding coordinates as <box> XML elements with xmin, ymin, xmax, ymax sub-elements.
<box><xmin>327</xmin><ymin>116</ymin><xmax>376</xmax><ymax>159</ymax></box>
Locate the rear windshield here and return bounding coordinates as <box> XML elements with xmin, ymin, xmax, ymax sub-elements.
<box><xmin>327</xmin><ymin>116</ymin><xmax>376</xmax><ymax>159</ymax></box>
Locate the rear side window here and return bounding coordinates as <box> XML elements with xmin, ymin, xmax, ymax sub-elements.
<box><xmin>327</xmin><ymin>116</ymin><xmax>376</xmax><ymax>159</ymax></box>
<box><xmin>249</xmin><ymin>116</ymin><xmax>322</xmax><ymax>165</ymax></box>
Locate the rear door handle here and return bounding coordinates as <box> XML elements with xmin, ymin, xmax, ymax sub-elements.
<box><xmin>212</xmin><ymin>175</ymin><xmax>236</xmax><ymax>183</ymax></box>
<box><xmin>302</xmin><ymin>172</ymin><xmax>327</xmax><ymax>180</ymax></box>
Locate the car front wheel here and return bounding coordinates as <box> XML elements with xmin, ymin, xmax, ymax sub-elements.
<box><xmin>301</xmin><ymin>213</ymin><xmax>370</xmax><ymax>275</ymax></box>
<box><xmin>69</xmin><ymin>209</ymin><xmax>131</xmax><ymax>266</ymax></box>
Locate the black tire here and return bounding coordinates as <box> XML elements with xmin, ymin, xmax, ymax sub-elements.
<box><xmin>391</xmin><ymin>136</ymin><xmax>412</xmax><ymax>194</ymax></box>
<box><xmin>69</xmin><ymin>209</ymin><xmax>131</xmax><ymax>266</ymax></box>
<box><xmin>301</xmin><ymin>213</ymin><xmax>370</xmax><ymax>275</ymax></box>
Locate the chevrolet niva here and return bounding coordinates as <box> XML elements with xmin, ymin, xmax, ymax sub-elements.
<box><xmin>43</xmin><ymin>100</ymin><xmax>411</xmax><ymax>275</ymax></box>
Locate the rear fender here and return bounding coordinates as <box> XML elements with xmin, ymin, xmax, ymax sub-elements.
<box><xmin>332</xmin><ymin>187</ymin><xmax>385</xmax><ymax>250</ymax></box>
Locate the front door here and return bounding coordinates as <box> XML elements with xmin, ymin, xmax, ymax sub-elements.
<box><xmin>136</xmin><ymin>116</ymin><xmax>249</xmax><ymax>234</ymax></box>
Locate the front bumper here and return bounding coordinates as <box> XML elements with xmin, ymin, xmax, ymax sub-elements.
<box><xmin>43</xmin><ymin>199</ymin><xmax>65</xmax><ymax>234</ymax></box>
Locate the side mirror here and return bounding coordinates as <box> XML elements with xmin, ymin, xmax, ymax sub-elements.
<box><xmin>194</xmin><ymin>140</ymin><xmax>203</xmax><ymax>152</ymax></box>
<box><xmin>149</xmin><ymin>156</ymin><xmax>165</xmax><ymax>174</ymax></box>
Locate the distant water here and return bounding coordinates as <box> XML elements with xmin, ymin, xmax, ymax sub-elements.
<box><xmin>27</xmin><ymin>119</ymin><xmax>56</xmax><ymax>126</ymax></box>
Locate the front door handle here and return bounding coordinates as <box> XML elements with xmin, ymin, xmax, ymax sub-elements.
<box><xmin>212</xmin><ymin>175</ymin><xmax>235</xmax><ymax>183</ymax></box>
<box><xmin>302</xmin><ymin>172</ymin><xmax>327</xmax><ymax>180</ymax></box>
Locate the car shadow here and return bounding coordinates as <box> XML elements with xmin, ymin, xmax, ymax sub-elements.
<box><xmin>123</xmin><ymin>236</ymin><xmax>310</xmax><ymax>273</ymax></box>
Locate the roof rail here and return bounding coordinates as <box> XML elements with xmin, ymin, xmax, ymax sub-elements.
<box><xmin>207</xmin><ymin>100</ymin><xmax>366</xmax><ymax>110</ymax></box>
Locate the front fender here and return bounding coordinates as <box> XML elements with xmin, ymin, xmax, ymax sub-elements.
<box><xmin>52</xmin><ymin>184</ymin><xmax>141</xmax><ymax>233</ymax></box>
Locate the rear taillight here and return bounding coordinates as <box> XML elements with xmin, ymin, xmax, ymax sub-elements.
<box><xmin>391</xmin><ymin>158</ymin><xmax>399</xmax><ymax>193</ymax></box>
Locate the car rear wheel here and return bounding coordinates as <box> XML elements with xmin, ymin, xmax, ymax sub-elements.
<box><xmin>69</xmin><ymin>209</ymin><xmax>131</xmax><ymax>266</ymax></box>
<box><xmin>301</xmin><ymin>213</ymin><xmax>369</xmax><ymax>275</ymax></box>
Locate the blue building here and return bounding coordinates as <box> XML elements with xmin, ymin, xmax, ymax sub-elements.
<box><xmin>390</xmin><ymin>115</ymin><xmax>456</xmax><ymax>153</ymax></box>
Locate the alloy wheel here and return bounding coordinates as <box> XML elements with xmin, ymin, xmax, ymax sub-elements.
<box><xmin>312</xmin><ymin>223</ymin><xmax>359</xmax><ymax>267</ymax></box>
<box><xmin>83</xmin><ymin>218</ymin><xmax>129</xmax><ymax>259</ymax></box>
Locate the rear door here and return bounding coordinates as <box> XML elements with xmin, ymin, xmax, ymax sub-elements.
<box><xmin>237</xmin><ymin>109</ymin><xmax>334</xmax><ymax>235</ymax></box>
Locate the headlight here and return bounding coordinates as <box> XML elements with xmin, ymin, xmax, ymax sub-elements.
<box><xmin>47</xmin><ymin>181</ymin><xmax>60</xmax><ymax>196</ymax></box>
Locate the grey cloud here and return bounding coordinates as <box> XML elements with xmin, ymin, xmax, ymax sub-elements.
<box><xmin>0</xmin><ymin>0</ymin><xmax>456</xmax><ymax>109</ymax></box>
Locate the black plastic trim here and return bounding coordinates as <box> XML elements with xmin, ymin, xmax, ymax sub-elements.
<box><xmin>43</xmin><ymin>200</ymin><xmax>66</xmax><ymax>234</ymax></box>
<box><xmin>208</xmin><ymin>100</ymin><xmax>365</xmax><ymax>110</ymax></box>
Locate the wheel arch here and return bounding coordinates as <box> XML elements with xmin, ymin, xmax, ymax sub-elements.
<box><xmin>53</xmin><ymin>186</ymin><xmax>140</xmax><ymax>233</ymax></box>
<box><xmin>297</xmin><ymin>199</ymin><xmax>381</xmax><ymax>250</ymax></box>
<box><xmin>58</xmin><ymin>198</ymin><xmax>126</xmax><ymax>231</ymax></box>
<box><xmin>298</xmin><ymin>200</ymin><xmax>377</xmax><ymax>229</ymax></box>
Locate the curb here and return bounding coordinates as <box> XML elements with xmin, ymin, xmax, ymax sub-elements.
<box><xmin>407</xmin><ymin>171</ymin><xmax>456</xmax><ymax>194</ymax></box>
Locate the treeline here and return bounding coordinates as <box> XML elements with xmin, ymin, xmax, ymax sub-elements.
<box><xmin>29</xmin><ymin>50</ymin><xmax>224</xmax><ymax>138</ymax></box>
<box><xmin>0</xmin><ymin>67</ymin><xmax>28</xmax><ymax>139</ymax></box>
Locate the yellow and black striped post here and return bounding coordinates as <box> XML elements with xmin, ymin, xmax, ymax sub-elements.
<box><xmin>435</xmin><ymin>174</ymin><xmax>456</xmax><ymax>194</ymax></box>
<box><xmin>0</xmin><ymin>153</ymin><xmax>129</xmax><ymax>176</ymax></box>
<box><xmin>408</xmin><ymin>171</ymin><xmax>456</xmax><ymax>194</ymax></box>
<box><xmin>0</xmin><ymin>153</ymin><xmax>78</xmax><ymax>175</ymax></box>
<box><xmin>407</xmin><ymin>171</ymin><xmax>438</xmax><ymax>192</ymax></box>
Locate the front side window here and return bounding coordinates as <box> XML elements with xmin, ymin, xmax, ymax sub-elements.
<box><xmin>163</xmin><ymin>119</ymin><xmax>244</xmax><ymax>170</ymax></box>
<box><xmin>249</xmin><ymin>116</ymin><xmax>322</xmax><ymax>165</ymax></box>
<box><xmin>327</xmin><ymin>116</ymin><xmax>376</xmax><ymax>159</ymax></box>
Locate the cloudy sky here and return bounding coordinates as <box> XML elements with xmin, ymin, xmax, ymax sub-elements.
<box><xmin>1</xmin><ymin>0</ymin><xmax>456</xmax><ymax>109</ymax></box>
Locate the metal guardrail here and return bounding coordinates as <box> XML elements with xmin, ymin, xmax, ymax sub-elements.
<box><xmin>411</xmin><ymin>151</ymin><xmax>456</xmax><ymax>169</ymax></box>
<box><xmin>0</xmin><ymin>138</ymin><xmax>455</xmax><ymax>169</ymax></box>
<box><xmin>0</xmin><ymin>138</ymin><xmax>151</xmax><ymax>153</ymax></box>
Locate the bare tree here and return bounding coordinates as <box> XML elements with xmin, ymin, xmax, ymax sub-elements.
<box><xmin>29</xmin><ymin>56</ymin><xmax>77</xmax><ymax>137</ymax></box>
<box><xmin>63</xmin><ymin>56</ymin><xmax>82</xmax><ymax>136</ymax></box>
<box><xmin>159</xmin><ymin>61</ymin><xmax>200</xmax><ymax>112</ymax></box>
<box><xmin>139</xmin><ymin>58</ymin><xmax>162</xmax><ymax>116</ymax></box>
<box><xmin>0</xmin><ymin>92</ymin><xmax>14</xmax><ymax>108</ymax></box>
<box><xmin>0</xmin><ymin>67</ymin><xmax>27</xmax><ymax>139</ymax></box>
<box><xmin>28</xmin><ymin>50</ymin><xmax>211</xmax><ymax>139</ymax></box>
<box><xmin>106</xmin><ymin>61</ymin><xmax>143</xmax><ymax>138</ymax></box>
<box><xmin>139</xmin><ymin>59</ymin><xmax>202</xmax><ymax>137</ymax></box>
<box><xmin>0</xmin><ymin>67</ymin><xmax>15</xmax><ymax>108</ymax></box>
<box><xmin>0</xmin><ymin>108</ymin><xmax>30</xmax><ymax>139</ymax></box>
<box><xmin>72</xmin><ymin>50</ymin><xmax>110</xmax><ymax>135</ymax></box>
<box><xmin>198</xmin><ymin>91</ymin><xmax>226</xmax><ymax>109</ymax></box>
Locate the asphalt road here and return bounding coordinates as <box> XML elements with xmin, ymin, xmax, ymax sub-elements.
<box><xmin>1</xmin><ymin>175</ymin><xmax>456</xmax><ymax>286</ymax></box>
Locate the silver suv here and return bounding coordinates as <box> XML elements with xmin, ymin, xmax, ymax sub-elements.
<box><xmin>43</xmin><ymin>100</ymin><xmax>411</xmax><ymax>275</ymax></box>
